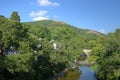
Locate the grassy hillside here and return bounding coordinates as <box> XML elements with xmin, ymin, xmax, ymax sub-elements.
<box><xmin>25</xmin><ymin>20</ymin><xmax>104</xmax><ymax>48</ymax></box>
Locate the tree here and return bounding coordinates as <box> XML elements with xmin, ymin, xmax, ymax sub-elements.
<box><xmin>89</xmin><ymin>29</ymin><xmax>120</xmax><ymax>80</ymax></box>
<box><xmin>10</xmin><ymin>11</ymin><xmax>20</xmax><ymax>22</ymax></box>
<box><xmin>0</xmin><ymin>12</ymin><xmax>33</xmax><ymax>80</ymax></box>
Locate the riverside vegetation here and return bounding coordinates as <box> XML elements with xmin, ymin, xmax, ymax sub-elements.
<box><xmin>0</xmin><ymin>11</ymin><xmax>119</xmax><ymax>80</ymax></box>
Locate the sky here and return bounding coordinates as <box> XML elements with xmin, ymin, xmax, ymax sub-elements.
<box><xmin>0</xmin><ymin>0</ymin><xmax>120</xmax><ymax>34</ymax></box>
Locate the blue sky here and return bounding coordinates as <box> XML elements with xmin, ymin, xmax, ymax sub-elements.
<box><xmin>0</xmin><ymin>0</ymin><xmax>120</xmax><ymax>34</ymax></box>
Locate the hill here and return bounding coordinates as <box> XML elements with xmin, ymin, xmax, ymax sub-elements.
<box><xmin>24</xmin><ymin>20</ymin><xmax>104</xmax><ymax>48</ymax></box>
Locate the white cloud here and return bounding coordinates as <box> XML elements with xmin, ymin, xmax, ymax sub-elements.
<box><xmin>30</xmin><ymin>11</ymin><xmax>47</xmax><ymax>17</ymax></box>
<box><xmin>30</xmin><ymin>10</ymin><xmax>49</xmax><ymax>21</ymax></box>
<box><xmin>33</xmin><ymin>16</ymin><xmax>48</xmax><ymax>21</ymax></box>
<box><xmin>99</xmin><ymin>29</ymin><xmax>106</xmax><ymax>34</ymax></box>
<box><xmin>38</xmin><ymin>0</ymin><xmax>59</xmax><ymax>7</ymax></box>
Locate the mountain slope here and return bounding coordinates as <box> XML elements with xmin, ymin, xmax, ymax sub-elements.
<box><xmin>24</xmin><ymin>20</ymin><xmax>104</xmax><ymax>48</ymax></box>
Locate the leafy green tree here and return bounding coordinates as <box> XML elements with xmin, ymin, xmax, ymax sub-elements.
<box><xmin>10</xmin><ymin>11</ymin><xmax>20</xmax><ymax>22</ymax></box>
<box><xmin>89</xmin><ymin>29</ymin><xmax>120</xmax><ymax>80</ymax></box>
<box><xmin>0</xmin><ymin>12</ymin><xmax>34</xmax><ymax>80</ymax></box>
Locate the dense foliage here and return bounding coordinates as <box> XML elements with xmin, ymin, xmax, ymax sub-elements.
<box><xmin>26</xmin><ymin>20</ymin><xmax>103</xmax><ymax>49</ymax></box>
<box><xmin>0</xmin><ymin>12</ymin><xmax>103</xmax><ymax>80</ymax></box>
<box><xmin>89</xmin><ymin>29</ymin><xmax>120</xmax><ymax>80</ymax></box>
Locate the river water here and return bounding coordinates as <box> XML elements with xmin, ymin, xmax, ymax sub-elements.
<box><xmin>79</xmin><ymin>65</ymin><xmax>97</xmax><ymax>80</ymax></box>
<box><xmin>59</xmin><ymin>65</ymin><xmax>97</xmax><ymax>80</ymax></box>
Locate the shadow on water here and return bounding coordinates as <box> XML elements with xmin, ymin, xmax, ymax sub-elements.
<box><xmin>59</xmin><ymin>66</ymin><xmax>97</xmax><ymax>80</ymax></box>
<box><xmin>58</xmin><ymin>54</ymin><xmax>97</xmax><ymax>80</ymax></box>
<box><xmin>59</xmin><ymin>68</ymin><xmax>81</xmax><ymax>80</ymax></box>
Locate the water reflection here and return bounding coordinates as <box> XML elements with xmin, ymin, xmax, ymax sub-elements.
<box><xmin>59</xmin><ymin>68</ymin><xmax>81</xmax><ymax>80</ymax></box>
<box><xmin>79</xmin><ymin>65</ymin><xmax>96</xmax><ymax>80</ymax></box>
<box><xmin>59</xmin><ymin>66</ymin><xmax>97</xmax><ymax>80</ymax></box>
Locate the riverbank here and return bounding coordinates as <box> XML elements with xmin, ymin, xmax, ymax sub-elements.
<box><xmin>49</xmin><ymin>59</ymin><xmax>97</xmax><ymax>80</ymax></box>
<box><xmin>58</xmin><ymin>68</ymin><xmax>81</xmax><ymax>80</ymax></box>
<box><xmin>49</xmin><ymin>55</ymin><xmax>94</xmax><ymax>80</ymax></box>
<box><xmin>58</xmin><ymin>65</ymin><xmax>97</xmax><ymax>80</ymax></box>
<box><xmin>48</xmin><ymin>68</ymin><xmax>69</xmax><ymax>80</ymax></box>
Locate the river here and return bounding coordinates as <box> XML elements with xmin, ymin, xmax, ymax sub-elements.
<box><xmin>59</xmin><ymin>65</ymin><xmax>97</xmax><ymax>80</ymax></box>
<box><xmin>58</xmin><ymin>54</ymin><xmax>97</xmax><ymax>80</ymax></box>
<box><xmin>79</xmin><ymin>65</ymin><xmax>96</xmax><ymax>80</ymax></box>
